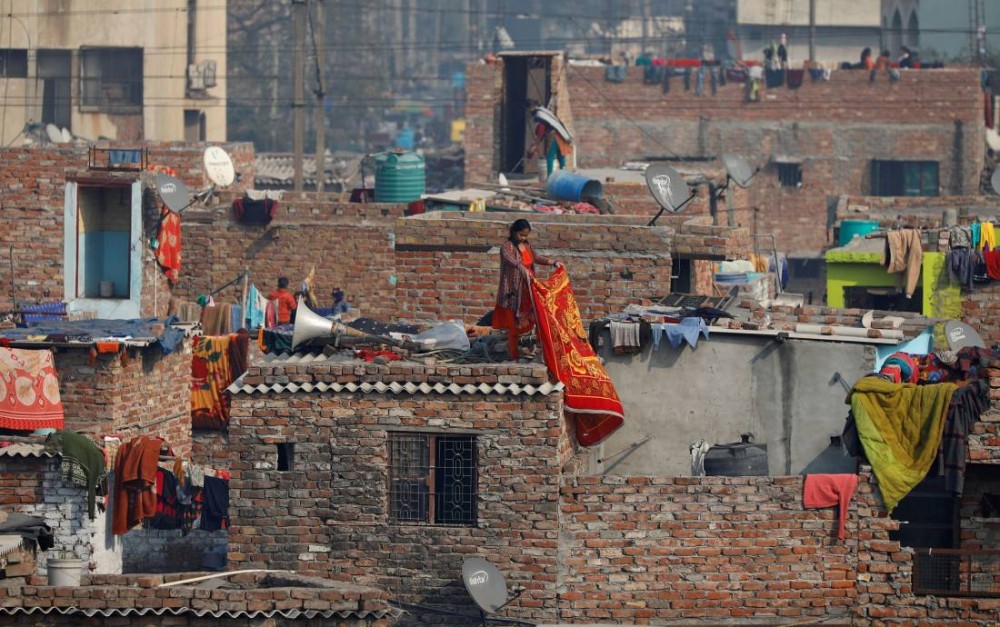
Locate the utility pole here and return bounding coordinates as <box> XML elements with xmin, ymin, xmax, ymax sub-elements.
<box><xmin>314</xmin><ymin>0</ymin><xmax>326</xmax><ymax>192</ymax></box>
<box><xmin>808</xmin><ymin>0</ymin><xmax>816</xmax><ymax>62</ymax></box>
<box><xmin>292</xmin><ymin>0</ymin><xmax>306</xmax><ymax>191</ymax></box>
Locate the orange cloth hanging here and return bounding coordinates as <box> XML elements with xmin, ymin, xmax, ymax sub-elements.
<box><xmin>156</xmin><ymin>207</ymin><xmax>182</xmax><ymax>285</ymax></box>
<box><xmin>803</xmin><ymin>473</ymin><xmax>859</xmax><ymax>541</ymax></box>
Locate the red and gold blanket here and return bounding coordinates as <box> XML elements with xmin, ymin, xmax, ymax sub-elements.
<box><xmin>0</xmin><ymin>348</ymin><xmax>64</xmax><ymax>431</ymax></box>
<box><xmin>530</xmin><ymin>267</ymin><xmax>624</xmax><ymax>447</ymax></box>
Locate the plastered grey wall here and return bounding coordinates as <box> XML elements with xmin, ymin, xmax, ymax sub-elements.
<box><xmin>592</xmin><ymin>330</ymin><xmax>875</xmax><ymax>476</ymax></box>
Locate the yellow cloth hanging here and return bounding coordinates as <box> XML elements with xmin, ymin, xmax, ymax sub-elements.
<box><xmin>849</xmin><ymin>376</ymin><xmax>956</xmax><ymax>513</ymax></box>
<box><xmin>979</xmin><ymin>222</ymin><xmax>996</xmax><ymax>251</ymax></box>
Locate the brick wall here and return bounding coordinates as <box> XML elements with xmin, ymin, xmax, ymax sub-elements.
<box><xmin>175</xmin><ymin>193</ymin><xmax>406</xmax><ymax>320</ymax></box>
<box><xmin>228</xmin><ymin>361</ymin><xmax>565</xmax><ymax>623</ymax></box>
<box><xmin>54</xmin><ymin>341</ymin><xmax>193</xmax><ymax>457</ymax></box>
<box><xmin>392</xmin><ymin>213</ymin><xmax>746</xmax><ymax>321</ymax></box>
<box><xmin>466</xmin><ymin>63</ymin><xmax>985</xmax><ymax>256</ymax></box>
<box><xmin>0</xmin><ymin>455</ymin><xmax>114</xmax><ymax>576</ymax></box>
<box><xmin>0</xmin><ymin>142</ymin><xmax>252</xmax><ymax>315</ymax></box>
<box><xmin>121</xmin><ymin>529</ymin><xmax>228</xmax><ymax>574</ymax></box>
<box><xmin>0</xmin><ymin>571</ymin><xmax>391</xmax><ymax>627</ymax></box>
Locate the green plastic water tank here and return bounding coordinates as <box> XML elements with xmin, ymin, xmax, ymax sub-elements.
<box><xmin>373</xmin><ymin>151</ymin><xmax>425</xmax><ymax>203</ymax></box>
<box><xmin>838</xmin><ymin>219</ymin><xmax>880</xmax><ymax>246</ymax></box>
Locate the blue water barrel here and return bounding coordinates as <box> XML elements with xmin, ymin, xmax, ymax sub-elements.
<box><xmin>546</xmin><ymin>171</ymin><xmax>603</xmax><ymax>202</ymax></box>
<box><xmin>395</xmin><ymin>128</ymin><xmax>415</xmax><ymax>150</ymax></box>
<box><xmin>373</xmin><ymin>151</ymin><xmax>425</xmax><ymax>203</ymax></box>
<box><xmin>839</xmin><ymin>219</ymin><xmax>880</xmax><ymax>246</ymax></box>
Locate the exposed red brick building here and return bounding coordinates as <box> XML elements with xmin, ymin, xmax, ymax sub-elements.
<box><xmin>464</xmin><ymin>55</ymin><xmax>985</xmax><ymax>259</ymax></box>
<box><xmin>225</xmin><ymin>356</ymin><xmax>1000</xmax><ymax>625</ymax></box>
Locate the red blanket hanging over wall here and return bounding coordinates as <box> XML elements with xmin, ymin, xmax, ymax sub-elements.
<box><xmin>0</xmin><ymin>348</ymin><xmax>65</xmax><ymax>431</ymax></box>
<box><xmin>156</xmin><ymin>207</ymin><xmax>182</xmax><ymax>285</ymax></box>
<box><xmin>530</xmin><ymin>267</ymin><xmax>624</xmax><ymax>447</ymax></box>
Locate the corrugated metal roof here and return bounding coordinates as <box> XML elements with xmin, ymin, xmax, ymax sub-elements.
<box><xmin>0</xmin><ymin>535</ymin><xmax>25</xmax><ymax>558</ymax></box>
<box><xmin>0</xmin><ymin>606</ymin><xmax>394</xmax><ymax>620</ymax></box>
<box><xmin>228</xmin><ymin>378</ymin><xmax>563</xmax><ymax>397</ymax></box>
<box><xmin>0</xmin><ymin>443</ymin><xmax>54</xmax><ymax>459</ymax></box>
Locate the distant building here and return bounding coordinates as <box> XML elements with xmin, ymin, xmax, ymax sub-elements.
<box><xmin>885</xmin><ymin>0</ymin><xmax>999</xmax><ymax>63</ymax></box>
<box><xmin>734</xmin><ymin>0</ymin><xmax>882</xmax><ymax>64</ymax></box>
<box><xmin>0</xmin><ymin>0</ymin><xmax>226</xmax><ymax>146</ymax></box>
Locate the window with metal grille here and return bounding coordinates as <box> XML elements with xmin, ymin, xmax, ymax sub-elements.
<box><xmin>79</xmin><ymin>47</ymin><xmax>143</xmax><ymax>113</ymax></box>
<box><xmin>871</xmin><ymin>160</ymin><xmax>939</xmax><ymax>196</ymax></box>
<box><xmin>388</xmin><ymin>433</ymin><xmax>477</xmax><ymax>526</ymax></box>
<box><xmin>777</xmin><ymin>163</ymin><xmax>802</xmax><ymax>187</ymax></box>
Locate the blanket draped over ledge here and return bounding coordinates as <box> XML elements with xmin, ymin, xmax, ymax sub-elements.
<box><xmin>0</xmin><ymin>348</ymin><xmax>64</xmax><ymax>431</ymax></box>
<box><xmin>530</xmin><ymin>267</ymin><xmax>624</xmax><ymax>447</ymax></box>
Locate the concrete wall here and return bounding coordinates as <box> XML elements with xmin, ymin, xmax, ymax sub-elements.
<box><xmin>0</xmin><ymin>0</ymin><xmax>226</xmax><ymax>145</ymax></box>
<box><xmin>594</xmin><ymin>330</ymin><xmax>874</xmax><ymax>476</ymax></box>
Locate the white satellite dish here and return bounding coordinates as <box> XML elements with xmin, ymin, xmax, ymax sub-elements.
<box><xmin>45</xmin><ymin>123</ymin><xmax>63</xmax><ymax>143</ymax></box>
<box><xmin>203</xmin><ymin>146</ymin><xmax>236</xmax><ymax>187</ymax></box>
<box><xmin>60</xmin><ymin>127</ymin><xmax>72</xmax><ymax>143</ymax></box>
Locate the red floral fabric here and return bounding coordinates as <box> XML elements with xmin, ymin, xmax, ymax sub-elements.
<box><xmin>530</xmin><ymin>267</ymin><xmax>624</xmax><ymax>447</ymax></box>
<box><xmin>156</xmin><ymin>207</ymin><xmax>182</xmax><ymax>285</ymax></box>
<box><xmin>0</xmin><ymin>348</ymin><xmax>65</xmax><ymax>431</ymax></box>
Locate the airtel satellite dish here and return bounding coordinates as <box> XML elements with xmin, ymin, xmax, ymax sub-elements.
<box><xmin>156</xmin><ymin>174</ymin><xmax>190</xmax><ymax>213</ymax></box>
<box><xmin>203</xmin><ymin>146</ymin><xmax>236</xmax><ymax>187</ymax></box>
<box><xmin>45</xmin><ymin>123</ymin><xmax>63</xmax><ymax>143</ymax></box>
<box><xmin>462</xmin><ymin>557</ymin><xmax>507</xmax><ymax>614</ymax></box>
<box><xmin>722</xmin><ymin>154</ymin><xmax>755</xmax><ymax>188</ymax></box>
<box><xmin>60</xmin><ymin>128</ymin><xmax>72</xmax><ymax>143</ymax></box>
<box><xmin>644</xmin><ymin>164</ymin><xmax>688</xmax><ymax>214</ymax></box>
<box><xmin>944</xmin><ymin>320</ymin><xmax>985</xmax><ymax>350</ymax></box>
<box><xmin>990</xmin><ymin>169</ymin><xmax>1000</xmax><ymax>196</ymax></box>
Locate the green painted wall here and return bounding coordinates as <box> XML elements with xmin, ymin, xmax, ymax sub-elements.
<box><xmin>825</xmin><ymin>251</ymin><xmax>960</xmax><ymax>318</ymax></box>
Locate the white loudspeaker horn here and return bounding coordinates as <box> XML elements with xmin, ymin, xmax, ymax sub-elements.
<box><xmin>291</xmin><ymin>298</ymin><xmax>337</xmax><ymax>349</ymax></box>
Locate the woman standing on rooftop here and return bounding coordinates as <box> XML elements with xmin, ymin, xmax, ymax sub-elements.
<box><xmin>492</xmin><ymin>219</ymin><xmax>561</xmax><ymax>360</ymax></box>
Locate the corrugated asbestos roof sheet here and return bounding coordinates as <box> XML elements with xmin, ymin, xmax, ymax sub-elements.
<box><xmin>0</xmin><ymin>443</ymin><xmax>53</xmax><ymax>458</ymax></box>
<box><xmin>0</xmin><ymin>535</ymin><xmax>25</xmax><ymax>557</ymax></box>
<box><xmin>0</xmin><ymin>607</ymin><xmax>394</xmax><ymax>620</ymax></box>
<box><xmin>228</xmin><ymin>378</ymin><xmax>563</xmax><ymax>397</ymax></box>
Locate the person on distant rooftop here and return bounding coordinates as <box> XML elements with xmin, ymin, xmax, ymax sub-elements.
<box><xmin>268</xmin><ymin>277</ymin><xmax>297</xmax><ymax>325</ymax></box>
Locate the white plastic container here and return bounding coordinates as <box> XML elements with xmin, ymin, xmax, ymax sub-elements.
<box><xmin>98</xmin><ymin>280</ymin><xmax>114</xmax><ymax>298</ymax></box>
<box><xmin>47</xmin><ymin>557</ymin><xmax>83</xmax><ymax>586</ymax></box>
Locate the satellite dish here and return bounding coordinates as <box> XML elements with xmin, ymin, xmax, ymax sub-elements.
<box><xmin>462</xmin><ymin>557</ymin><xmax>508</xmax><ymax>614</ymax></box>
<box><xmin>60</xmin><ymin>128</ymin><xmax>72</xmax><ymax>143</ymax></box>
<box><xmin>45</xmin><ymin>123</ymin><xmax>63</xmax><ymax>143</ymax></box>
<box><xmin>990</xmin><ymin>169</ymin><xmax>1000</xmax><ymax>196</ymax></box>
<box><xmin>156</xmin><ymin>174</ymin><xmax>190</xmax><ymax>213</ymax></box>
<box><xmin>722</xmin><ymin>154</ymin><xmax>755</xmax><ymax>189</ymax></box>
<box><xmin>203</xmin><ymin>146</ymin><xmax>236</xmax><ymax>187</ymax></box>
<box><xmin>944</xmin><ymin>320</ymin><xmax>985</xmax><ymax>350</ymax></box>
<box><xmin>644</xmin><ymin>163</ymin><xmax>688</xmax><ymax>214</ymax></box>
